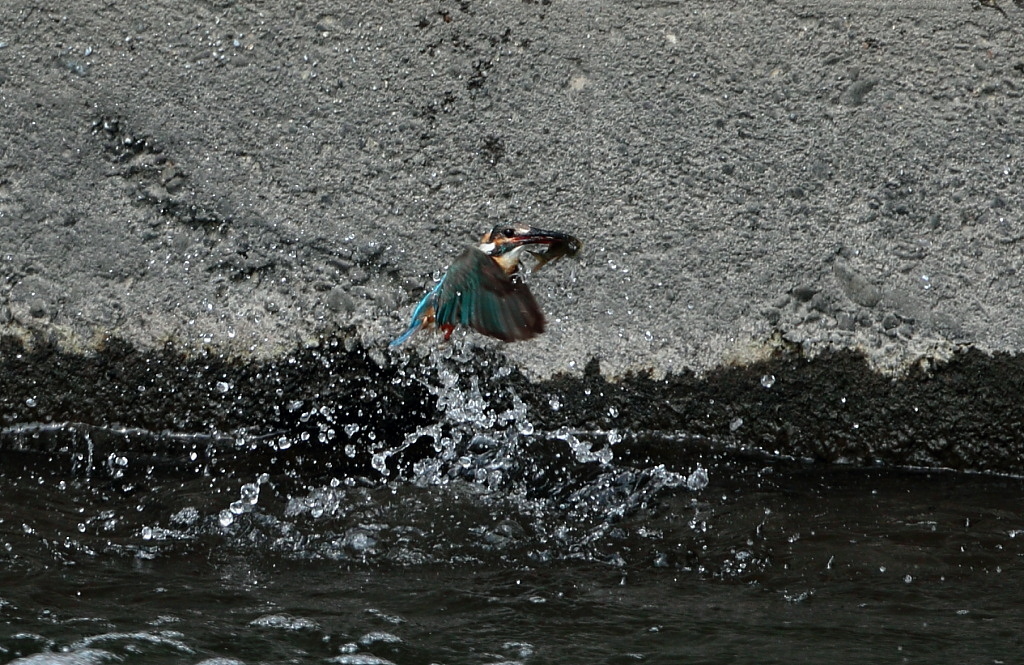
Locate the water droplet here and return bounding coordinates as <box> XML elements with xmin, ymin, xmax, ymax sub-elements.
<box><xmin>549</xmin><ymin>396</ymin><xmax>561</xmax><ymax>411</ymax></box>
<box><xmin>218</xmin><ymin>510</ymin><xmax>234</xmax><ymax>527</ymax></box>
<box><xmin>760</xmin><ymin>374</ymin><xmax>775</xmax><ymax>389</ymax></box>
<box><xmin>729</xmin><ymin>417</ymin><xmax>744</xmax><ymax>432</ymax></box>
<box><xmin>215</xmin><ymin>381</ymin><xmax>231</xmax><ymax>393</ymax></box>
<box><xmin>240</xmin><ymin>482</ymin><xmax>260</xmax><ymax>505</ymax></box>
<box><xmin>371</xmin><ymin>452</ymin><xmax>390</xmax><ymax>476</ymax></box>
<box><xmin>25</xmin><ymin>397</ymin><xmax>36</xmax><ymax>408</ymax></box>
<box><xmin>686</xmin><ymin>467</ymin><xmax>709</xmax><ymax>491</ymax></box>
<box><xmin>608</xmin><ymin>406</ymin><xmax>618</xmax><ymax>418</ymax></box>
<box><xmin>904</xmin><ymin>574</ymin><xmax>913</xmax><ymax>584</ymax></box>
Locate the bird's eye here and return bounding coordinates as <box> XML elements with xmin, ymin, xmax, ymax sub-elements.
<box><xmin>502</xmin><ymin>227</ymin><xmax>516</xmax><ymax>237</ymax></box>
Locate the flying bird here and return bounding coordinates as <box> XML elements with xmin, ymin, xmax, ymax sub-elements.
<box><xmin>391</xmin><ymin>224</ymin><xmax>581</xmax><ymax>346</ymax></box>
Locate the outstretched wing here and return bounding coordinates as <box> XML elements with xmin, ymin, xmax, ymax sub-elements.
<box><xmin>435</xmin><ymin>248</ymin><xmax>545</xmax><ymax>342</ymax></box>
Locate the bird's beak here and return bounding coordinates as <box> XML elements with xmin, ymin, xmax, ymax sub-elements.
<box><xmin>507</xmin><ymin>227</ymin><xmax>580</xmax><ymax>251</ymax></box>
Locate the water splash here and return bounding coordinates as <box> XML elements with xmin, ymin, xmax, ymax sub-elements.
<box><xmin>0</xmin><ymin>344</ymin><xmax>712</xmax><ymax>568</ymax></box>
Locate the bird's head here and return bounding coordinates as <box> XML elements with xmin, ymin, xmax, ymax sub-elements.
<box><xmin>478</xmin><ymin>224</ymin><xmax>577</xmax><ymax>257</ymax></box>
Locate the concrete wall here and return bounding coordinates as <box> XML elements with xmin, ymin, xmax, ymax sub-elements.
<box><xmin>2</xmin><ymin>1</ymin><xmax>1023</xmax><ymax>472</ymax></box>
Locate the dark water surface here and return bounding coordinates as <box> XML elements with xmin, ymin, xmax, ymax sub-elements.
<box><xmin>1</xmin><ymin>424</ymin><xmax>1022</xmax><ymax>664</ymax></box>
<box><xmin>1</xmin><ymin>353</ymin><xmax>1022</xmax><ymax>664</ymax></box>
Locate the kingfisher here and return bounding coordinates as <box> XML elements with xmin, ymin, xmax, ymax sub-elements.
<box><xmin>390</xmin><ymin>224</ymin><xmax>581</xmax><ymax>347</ymax></box>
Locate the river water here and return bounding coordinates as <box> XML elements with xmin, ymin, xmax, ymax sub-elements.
<box><xmin>0</xmin><ymin>353</ymin><xmax>1021</xmax><ymax>664</ymax></box>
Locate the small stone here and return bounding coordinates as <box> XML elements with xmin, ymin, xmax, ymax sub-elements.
<box><xmin>837</xmin><ymin>313</ymin><xmax>856</xmax><ymax>331</ymax></box>
<box><xmin>881</xmin><ymin>312</ymin><xmax>900</xmax><ymax>330</ymax></box>
<box><xmin>791</xmin><ymin>284</ymin><xmax>817</xmax><ymax>302</ymax></box>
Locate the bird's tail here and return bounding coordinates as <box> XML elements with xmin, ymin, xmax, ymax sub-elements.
<box><xmin>389</xmin><ymin>321</ymin><xmax>422</xmax><ymax>348</ymax></box>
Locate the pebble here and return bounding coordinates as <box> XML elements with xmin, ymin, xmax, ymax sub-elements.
<box><xmin>791</xmin><ymin>284</ymin><xmax>817</xmax><ymax>302</ymax></box>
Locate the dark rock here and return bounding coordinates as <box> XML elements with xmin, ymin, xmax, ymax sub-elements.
<box><xmin>791</xmin><ymin>284</ymin><xmax>817</xmax><ymax>302</ymax></box>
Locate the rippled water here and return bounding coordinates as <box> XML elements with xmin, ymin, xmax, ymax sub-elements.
<box><xmin>1</xmin><ymin>352</ymin><xmax>1022</xmax><ymax>664</ymax></box>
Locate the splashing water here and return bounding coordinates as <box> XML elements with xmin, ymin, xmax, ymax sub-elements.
<box><xmin>181</xmin><ymin>347</ymin><xmax>711</xmax><ymax>566</ymax></box>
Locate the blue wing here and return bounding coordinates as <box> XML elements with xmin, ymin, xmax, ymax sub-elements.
<box><xmin>434</xmin><ymin>248</ymin><xmax>545</xmax><ymax>342</ymax></box>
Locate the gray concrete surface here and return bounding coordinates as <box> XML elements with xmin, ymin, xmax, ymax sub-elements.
<box><xmin>3</xmin><ymin>0</ymin><xmax>1022</xmax><ymax>380</ymax></box>
<box><xmin>3</xmin><ymin>0</ymin><xmax>1024</xmax><ymax>474</ymax></box>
